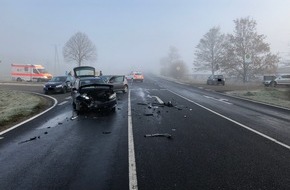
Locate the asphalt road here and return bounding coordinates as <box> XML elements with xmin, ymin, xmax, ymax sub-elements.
<box><xmin>0</xmin><ymin>76</ymin><xmax>290</xmax><ymax>190</ymax></box>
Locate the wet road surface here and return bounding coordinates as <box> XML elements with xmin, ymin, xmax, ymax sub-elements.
<box><xmin>0</xmin><ymin>77</ymin><xmax>290</xmax><ymax>189</ymax></box>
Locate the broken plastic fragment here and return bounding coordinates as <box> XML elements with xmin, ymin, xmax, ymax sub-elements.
<box><xmin>144</xmin><ymin>113</ymin><xmax>154</xmax><ymax>116</ymax></box>
<box><xmin>164</xmin><ymin>101</ymin><xmax>173</xmax><ymax>107</ymax></box>
<box><xmin>144</xmin><ymin>133</ymin><xmax>172</xmax><ymax>139</ymax></box>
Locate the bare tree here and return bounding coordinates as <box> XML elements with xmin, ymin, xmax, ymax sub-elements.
<box><xmin>160</xmin><ymin>46</ymin><xmax>182</xmax><ymax>77</ymax></box>
<box><xmin>223</xmin><ymin>17</ymin><xmax>279</xmax><ymax>82</ymax></box>
<box><xmin>193</xmin><ymin>26</ymin><xmax>226</xmax><ymax>75</ymax></box>
<box><xmin>63</xmin><ymin>32</ymin><xmax>97</xmax><ymax>66</ymax></box>
<box><xmin>169</xmin><ymin>60</ymin><xmax>188</xmax><ymax>79</ymax></box>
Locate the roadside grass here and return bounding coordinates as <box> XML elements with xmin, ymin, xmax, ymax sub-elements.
<box><xmin>182</xmin><ymin>78</ymin><xmax>290</xmax><ymax>109</ymax></box>
<box><xmin>226</xmin><ymin>87</ymin><xmax>290</xmax><ymax>109</ymax></box>
<box><xmin>0</xmin><ymin>89</ymin><xmax>51</xmax><ymax>132</ymax></box>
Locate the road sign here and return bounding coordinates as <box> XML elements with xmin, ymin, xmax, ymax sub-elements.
<box><xmin>245</xmin><ymin>54</ymin><xmax>251</xmax><ymax>63</ymax></box>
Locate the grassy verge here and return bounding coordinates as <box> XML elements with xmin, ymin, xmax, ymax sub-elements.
<box><xmin>0</xmin><ymin>89</ymin><xmax>52</xmax><ymax>132</ymax></box>
<box><xmin>226</xmin><ymin>87</ymin><xmax>290</xmax><ymax>109</ymax></box>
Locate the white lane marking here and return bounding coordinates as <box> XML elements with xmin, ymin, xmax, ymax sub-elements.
<box><xmin>0</xmin><ymin>93</ymin><xmax>58</xmax><ymax>135</ymax></box>
<box><xmin>168</xmin><ymin>90</ymin><xmax>290</xmax><ymax>151</ymax></box>
<box><xmin>65</xmin><ymin>96</ymin><xmax>72</xmax><ymax>100</ymax></box>
<box><xmin>203</xmin><ymin>95</ymin><xmax>232</xmax><ymax>105</ymax></box>
<box><xmin>58</xmin><ymin>101</ymin><xmax>68</xmax><ymax>106</ymax></box>
<box><xmin>152</xmin><ymin>96</ymin><xmax>164</xmax><ymax>104</ymax></box>
<box><xmin>128</xmin><ymin>90</ymin><xmax>138</xmax><ymax>190</ymax></box>
<box><xmin>0</xmin><ymin>137</ymin><xmax>4</xmax><ymax>140</ymax></box>
<box><xmin>147</xmin><ymin>95</ymin><xmax>164</xmax><ymax>104</ymax></box>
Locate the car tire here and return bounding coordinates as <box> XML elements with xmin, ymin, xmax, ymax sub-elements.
<box><xmin>62</xmin><ymin>86</ymin><xmax>67</xmax><ymax>94</ymax></box>
<box><xmin>72</xmin><ymin>102</ymin><xmax>76</xmax><ymax>109</ymax></box>
<box><xmin>16</xmin><ymin>77</ymin><xmax>22</xmax><ymax>82</ymax></box>
<box><xmin>111</xmin><ymin>107</ymin><xmax>116</xmax><ymax>112</ymax></box>
<box><xmin>123</xmin><ymin>85</ymin><xmax>128</xmax><ymax>93</ymax></box>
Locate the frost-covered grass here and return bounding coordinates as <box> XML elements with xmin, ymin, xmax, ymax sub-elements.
<box><xmin>0</xmin><ymin>89</ymin><xmax>47</xmax><ymax>130</ymax></box>
<box><xmin>227</xmin><ymin>88</ymin><xmax>290</xmax><ymax>109</ymax></box>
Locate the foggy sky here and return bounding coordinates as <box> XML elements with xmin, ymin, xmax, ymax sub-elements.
<box><xmin>1</xmin><ymin>0</ymin><xmax>290</xmax><ymax>78</ymax></box>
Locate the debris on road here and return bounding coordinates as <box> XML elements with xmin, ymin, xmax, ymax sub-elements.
<box><xmin>18</xmin><ymin>136</ymin><xmax>37</xmax><ymax>144</ymax></box>
<box><xmin>144</xmin><ymin>113</ymin><xmax>154</xmax><ymax>116</ymax></box>
<box><xmin>144</xmin><ymin>133</ymin><xmax>172</xmax><ymax>139</ymax></box>
<box><xmin>102</xmin><ymin>131</ymin><xmax>111</xmax><ymax>134</ymax></box>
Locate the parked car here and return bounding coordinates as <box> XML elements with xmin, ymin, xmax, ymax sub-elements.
<box><xmin>101</xmin><ymin>75</ymin><xmax>128</xmax><ymax>93</ymax></box>
<box><xmin>71</xmin><ymin>66</ymin><xmax>117</xmax><ymax>113</ymax></box>
<box><xmin>43</xmin><ymin>75</ymin><xmax>74</xmax><ymax>94</ymax></box>
<box><xmin>263</xmin><ymin>75</ymin><xmax>276</xmax><ymax>87</ymax></box>
<box><xmin>131</xmin><ymin>71</ymin><xmax>144</xmax><ymax>82</ymax></box>
<box><xmin>273</xmin><ymin>74</ymin><xmax>290</xmax><ymax>87</ymax></box>
<box><xmin>206</xmin><ymin>74</ymin><xmax>225</xmax><ymax>85</ymax></box>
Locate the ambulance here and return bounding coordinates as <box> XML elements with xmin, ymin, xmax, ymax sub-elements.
<box><xmin>11</xmin><ymin>64</ymin><xmax>53</xmax><ymax>82</ymax></box>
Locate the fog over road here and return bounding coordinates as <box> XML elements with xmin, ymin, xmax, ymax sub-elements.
<box><xmin>0</xmin><ymin>76</ymin><xmax>290</xmax><ymax>190</ymax></box>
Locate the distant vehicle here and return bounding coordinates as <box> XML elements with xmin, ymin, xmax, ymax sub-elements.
<box><xmin>71</xmin><ymin>66</ymin><xmax>117</xmax><ymax>113</ymax></box>
<box><xmin>127</xmin><ymin>71</ymin><xmax>144</xmax><ymax>82</ymax></box>
<box><xmin>273</xmin><ymin>74</ymin><xmax>290</xmax><ymax>87</ymax></box>
<box><xmin>43</xmin><ymin>75</ymin><xmax>74</xmax><ymax>94</ymax></box>
<box><xmin>206</xmin><ymin>74</ymin><xmax>225</xmax><ymax>85</ymax></box>
<box><xmin>263</xmin><ymin>75</ymin><xmax>276</xmax><ymax>87</ymax></box>
<box><xmin>11</xmin><ymin>64</ymin><xmax>52</xmax><ymax>82</ymax></box>
<box><xmin>107</xmin><ymin>75</ymin><xmax>128</xmax><ymax>93</ymax></box>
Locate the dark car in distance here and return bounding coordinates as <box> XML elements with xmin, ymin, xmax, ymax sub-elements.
<box><xmin>43</xmin><ymin>75</ymin><xmax>74</xmax><ymax>94</ymax></box>
<box><xmin>206</xmin><ymin>74</ymin><xmax>225</xmax><ymax>85</ymax></box>
<box><xmin>101</xmin><ymin>75</ymin><xmax>128</xmax><ymax>93</ymax></box>
<box><xmin>71</xmin><ymin>66</ymin><xmax>117</xmax><ymax>113</ymax></box>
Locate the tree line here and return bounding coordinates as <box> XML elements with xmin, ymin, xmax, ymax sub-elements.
<box><xmin>62</xmin><ymin>17</ymin><xmax>279</xmax><ymax>83</ymax></box>
<box><xmin>193</xmin><ymin>17</ymin><xmax>279</xmax><ymax>83</ymax></box>
<box><xmin>160</xmin><ymin>17</ymin><xmax>279</xmax><ymax>83</ymax></box>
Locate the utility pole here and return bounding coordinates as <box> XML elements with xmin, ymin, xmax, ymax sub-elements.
<box><xmin>54</xmin><ymin>45</ymin><xmax>60</xmax><ymax>75</ymax></box>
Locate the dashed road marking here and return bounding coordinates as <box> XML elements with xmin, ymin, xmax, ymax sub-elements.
<box><xmin>168</xmin><ymin>89</ymin><xmax>290</xmax><ymax>151</ymax></box>
<box><xmin>58</xmin><ymin>101</ymin><xmax>68</xmax><ymax>106</ymax></box>
<box><xmin>203</xmin><ymin>95</ymin><xmax>232</xmax><ymax>105</ymax></box>
<box><xmin>128</xmin><ymin>90</ymin><xmax>138</xmax><ymax>190</ymax></box>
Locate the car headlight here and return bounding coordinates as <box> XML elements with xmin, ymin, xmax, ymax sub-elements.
<box><xmin>81</xmin><ymin>94</ymin><xmax>90</xmax><ymax>100</ymax></box>
<box><xmin>109</xmin><ymin>93</ymin><xmax>116</xmax><ymax>100</ymax></box>
<box><xmin>56</xmin><ymin>85</ymin><xmax>62</xmax><ymax>88</ymax></box>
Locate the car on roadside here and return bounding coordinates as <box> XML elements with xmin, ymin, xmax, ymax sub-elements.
<box><xmin>71</xmin><ymin>66</ymin><xmax>117</xmax><ymax>113</ymax></box>
<box><xmin>43</xmin><ymin>75</ymin><xmax>74</xmax><ymax>94</ymax></box>
<box><xmin>101</xmin><ymin>75</ymin><xmax>128</xmax><ymax>93</ymax></box>
<box><xmin>263</xmin><ymin>75</ymin><xmax>276</xmax><ymax>87</ymax></box>
<box><xmin>206</xmin><ymin>74</ymin><xmax>225</xmax><ymax>85</ymax></box>
<box><xmin>273</xmin><ymin>74</ymin><xmax>290</xmax><ymax>87</ymax></box>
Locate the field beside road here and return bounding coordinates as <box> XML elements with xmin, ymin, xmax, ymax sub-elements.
<box><xmin>0</xmin><ymin>89</ymin><xmax>52</xmax><ymax>132</ymax></box>
<box><xmin>187</xmin><ymin>81</ymin><xmax>290</xmax><ymax>109</ymax></box>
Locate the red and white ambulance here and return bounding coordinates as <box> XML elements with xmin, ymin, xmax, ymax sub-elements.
<box><xmin>11</xmin><ymin>64</ymin><xmax>53</xmax><ymax>82</ymax></box>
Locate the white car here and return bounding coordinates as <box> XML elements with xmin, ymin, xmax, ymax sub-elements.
<box><xmin>273</xmin><ymin>74</ymin><xmax>290</xmax><ymax>86</ymax></box>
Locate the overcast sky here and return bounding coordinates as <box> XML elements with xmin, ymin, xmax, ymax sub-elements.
<box><xmin>1</xmin><ymin>0</ymin><xmax>290</xmax><ymax>76</ymax></box>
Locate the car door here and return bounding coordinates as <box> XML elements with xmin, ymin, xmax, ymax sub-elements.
<box><xmin>109</xmin><ymin>76</ymin><xmax>125</xmax><ymax>92</ymax></box>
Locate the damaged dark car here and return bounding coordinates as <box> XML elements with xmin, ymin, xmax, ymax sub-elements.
<box><xmin>71</xmin><ymin>66</ymin><xmax>117</xmax><ymax>113</ymax></box>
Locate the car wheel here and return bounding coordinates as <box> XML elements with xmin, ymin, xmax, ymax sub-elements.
<box><xmin>123</xmin><ymin>85</ymin><xmax>128</xmax><ymax>93</ymax></box>
<box><xmin>62</xmin><ymin>86</ymin><xmax>67</xmax><ymax>93</ymax></box>
<box><xmin>72</xmin><ymin>102</ymin><xmax>76</xmax><ymax>110</ymax></box>
<box><xmin>16</xmin><ymin>77</ymin><xmax>22</xmax><ymax>82</ymax></box>
<box><xmin>111</xmin><ymin>107</ymin><xmax>116</xmax><ymax>112</ymax></box>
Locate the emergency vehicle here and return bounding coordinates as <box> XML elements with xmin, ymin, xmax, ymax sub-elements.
<box><xmin>11</xmin><ymin>64</ymin><xmax>53</xmax><ymax>82</ymax></box>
